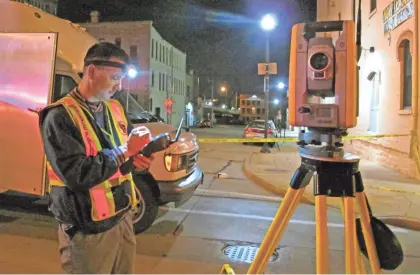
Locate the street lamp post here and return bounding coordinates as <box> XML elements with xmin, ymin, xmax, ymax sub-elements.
<box><xmin>260</xmin><ymin>14</ymin><xmax>277</xmax><ymax>154</ymax></box>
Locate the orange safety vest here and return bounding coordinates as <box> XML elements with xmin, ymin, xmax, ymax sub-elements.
<box><xmin>45</xmin><ymin>96</ymin><xmax>140</xmax><ymax>222</ymax></box>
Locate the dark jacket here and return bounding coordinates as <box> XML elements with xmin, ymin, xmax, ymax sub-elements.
<box><xmin>40</xmin><ymin>89</ymin><xmax>135</xmax><ymax>234</ymax></box>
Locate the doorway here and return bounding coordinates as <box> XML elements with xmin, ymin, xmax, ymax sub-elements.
<box><xmin>369</xmin><ymin>72</ymin><xmax>379</xmax><ymax>132</ymax></box>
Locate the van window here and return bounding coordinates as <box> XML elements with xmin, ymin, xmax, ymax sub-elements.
<box><xmin>53</xmin><ymin>74</ymin><xmax>77</xmax><ymax>102</ymax></box>
<box><xmin>112</xmin><ymin>90</ymin><xmax>152</xmax><ymax>124</ymax></box>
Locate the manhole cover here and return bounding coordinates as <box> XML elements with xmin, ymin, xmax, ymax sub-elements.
<box><xmin>223</xmin><ymin>245</ymin><xmax>279</xmax><ymax>263</ymax></box>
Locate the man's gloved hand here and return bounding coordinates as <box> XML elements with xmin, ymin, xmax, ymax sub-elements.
<box><xmin>125</xmin><ymin>126</ymin><xmax>152</xmax><ymax>158</ymax></box>
<box><xmin>133</xmin><ymin>153</ymin><xmax>155</xmax><ymax>171</ymax></box>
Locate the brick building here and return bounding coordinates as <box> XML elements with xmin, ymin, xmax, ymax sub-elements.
<box><xmin>79</xmin><ymin>12</ymin><xmax>188</xmax><ymax>127</ymax></box>
<box><xmin>239</xmin><ymin>94</ymin><xmax>267</xmax><ymax>123</ymax></box>
<box><xmin>317</xmin><ymin>0</ymin><xmax>419</xmax><ymax>178</ymax></box>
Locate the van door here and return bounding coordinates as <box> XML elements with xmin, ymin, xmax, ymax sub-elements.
<box><xmin>0</xmin><ymin>33</ymin><xmax>57</xmax><ymax>195</ymax></box>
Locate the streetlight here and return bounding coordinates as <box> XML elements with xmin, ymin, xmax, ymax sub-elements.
<box><xmin>260</xmin><ymin>14</ymin><xmax>277</xmax><ymax>154</ymax></box>
<box><xmin>277</xmin><ymin>82</ymin><xmax>285</xmax><ymax>89</ymax></box>
<box><xmin>220</xmin><ymin>86</ymin><xmax>228</xmax><ymax>107</ymax></box>
<box><xmin>273</xmin><ymin>98</ymin><xmax>280</xmax><ymax>105</ymax></box>
<box><xmin>260</xmin><ymin>14</ymin><xmax>277</xmax><ymax>31</ymax></box>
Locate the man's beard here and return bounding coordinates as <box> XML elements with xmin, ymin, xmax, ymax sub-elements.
<box><xmin>90</xmin><ymin>90</ymin><xmax>114</xmax><ymax>102</ymax></box>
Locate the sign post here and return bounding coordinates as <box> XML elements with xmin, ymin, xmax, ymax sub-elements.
<box><xmin>258</xmin><ymin>61</ymin><xmax>277</xmax><ymax>153</ymax></box>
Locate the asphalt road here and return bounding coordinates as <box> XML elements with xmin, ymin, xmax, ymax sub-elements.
<box><xmin>0</xmin><ymin>126</ymin><xmax>419</xmax><ymax>273</ymax></box>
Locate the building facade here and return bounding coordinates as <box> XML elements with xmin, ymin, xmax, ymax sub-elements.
<box><xmin>317</xmin><ymin>0</ymin><xmax>419</xmax><ymax>178</ymax></box>
<box><xmin>239</xmin><ymin>94</ymin><xmax>267</xmax><ymax>123</ymax></box>
<box><xmin>79</xmin><ymin>12</ymin><xmax>187</xmax><ymax>127</ymax></box>
<box><xmin>13</xmin><ymin>0</ymin><xmax>58</xmax><ymax>14</ymax></box>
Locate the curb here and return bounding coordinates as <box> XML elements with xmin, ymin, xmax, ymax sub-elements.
<box><xmin>243</xmin><ymin>152</ymin><xmax>420</xmax><ymax>232</ymax></box>
<box><xmin>242</xmin><ymin>152</ymin><xmax>313</xmax><ymax>205</ymax></box>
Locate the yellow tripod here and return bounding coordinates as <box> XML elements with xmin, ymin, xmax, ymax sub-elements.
<box><xmin>222</xmin><ymin>152</ymin><xmax>395</xmax><ymax>274</ymax></box>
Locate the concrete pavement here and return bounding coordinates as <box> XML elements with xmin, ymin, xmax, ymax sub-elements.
<box><xmin>243</xmin><ymin>144</ymin><xmax>420</xmax><ymax>231</ymax></box>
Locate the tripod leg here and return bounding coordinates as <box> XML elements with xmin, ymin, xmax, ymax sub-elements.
<box><xmin>344</xmin><ymin>197</ymin><xmax>358</xmax><ymax>274</ymax></box>
<box><xmin>257</xmin><ymin>187</ymin><xmax>306</xmax><ymax>274</ymax></box>
<box><xmin>247</xmin><ymin>187</ymin><xmax>305</xmax><ymax>274</ymax></box>
<box><xmin>339</xmin><ymin>199</ymin><xmax>366</xmax><ymax>274</ymax></box>
<box><xmin>356</xmin><ymin>192</ymin><xmax>381</xmax><ymax>274</ymax></box>
<box><xmin>315</xmin><ymin>195</ymin><xmax>329</xmax><ymax>274</ymax></box>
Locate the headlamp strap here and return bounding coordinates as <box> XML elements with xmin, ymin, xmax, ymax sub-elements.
<box><xmin>84</xmin><ymin>60</ymin><xmax>128</xmax><ymax>72</ymax></box>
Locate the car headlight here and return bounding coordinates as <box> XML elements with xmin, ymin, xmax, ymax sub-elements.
<box><xmin>164</xmin><ymin>154</ymin><xmax>188</xmax><ymax>172</ymax></box>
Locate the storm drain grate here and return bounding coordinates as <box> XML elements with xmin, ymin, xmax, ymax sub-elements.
<box><xmin>223</xmin><ymin>245</ymin><xmax>279</xmax><ymax>263</ymax></box>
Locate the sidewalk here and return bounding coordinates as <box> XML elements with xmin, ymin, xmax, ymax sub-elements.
<box><xmin>243</xmin><ymin>145</ymin><xmax>420</xmax><ymax>231</ymax></box>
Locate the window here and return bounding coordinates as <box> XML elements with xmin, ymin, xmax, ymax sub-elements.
<box><xmin>160</xmin><ymin>44</ymin><xmax>162</xmax><ymax>62</ymax></box>
<box><xmin>159</xmin><ymin>73</ymin><xmax>162</xmax><ymax>91</ymax></box>
<box><xmin>163</xmin><ymin>46</ymin><xmax>165</xmax><ymax>64</ymax></box>
<box><xmin>115</xmin><ymin>38</ymin><xmax>121</xmax><ymax>47</ymax></box>
<box><xmin>151</xmin><ymin>71</ymin><xmax>154</xmax><ymax>87</ymax></box>
<box><xmin>187</xmin><ymin>85</ymin><xmax>191</xmax><ymax>98</ymax></box>
<box><xmin>370</xmin><ymin>0</ymin><xmax>376</xmax><ymax>13</ymax></box>
<box><xmin>151</xmin><ymin>39</ymin><xmax>154</xmax><ymax>58</ymax></box>
<box><xmin>402</xmin><ymin>40</ymin><xmax>412</xmax><ymax>108</ymax></box>
<box><xmin>53</xmin><ymin>74</ymin><xmax>77</xmax><ymax>102</ymax></box>
<box><xmin>241</xmin><ymin>100</ymin><xmax>245</xmax><ymax>105</ymax></box>
<box><xmin>130</xmin><ymin>46</ymin><xmax>137</xmax><ymax>62</ymax></box>
<box><xmin>163</xmin><ymin>74</ymin><xmax>165</xmax><ymax>91</ymax></box>
<box><xmin>155</xmin><ymin>41</ymin><xmax>158</xmax><ymax>59</ymax></box>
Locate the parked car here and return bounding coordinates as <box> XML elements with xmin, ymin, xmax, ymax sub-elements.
<box><xmin>199</xmin><ymin>119</ymin><xmax>213</xmax><ymax>128</ymax></box>
<box><xmin>243</xmin><ymin>119</ymin><xmax>279</xmax><ymax>147</ymax></box>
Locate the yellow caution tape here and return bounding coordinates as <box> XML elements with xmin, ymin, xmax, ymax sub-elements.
<box><xmin>198</xmin><ymin>134</ymin><xmax>411</xmax><ymax>143</ymax></box>
<box><xmin>364</xmin><ymin>185</ymin><xmax>420</xmax><ymax>196</ymax></box>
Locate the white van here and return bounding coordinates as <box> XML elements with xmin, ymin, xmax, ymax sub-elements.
<box><xmin>0</xmin><ymin>1</ymin><xmax>203</xmax><ymax>233</ymax></box>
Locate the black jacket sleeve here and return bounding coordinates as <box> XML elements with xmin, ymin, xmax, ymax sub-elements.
<box><xmin>41</xmin><ymin>106</ymin><xmax>128</xmax><ymax>192</ymax></box>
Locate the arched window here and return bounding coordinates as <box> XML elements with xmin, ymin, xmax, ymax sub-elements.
<box><xmin>398</xmin><ymin>39</ymin><xmax>413</xmax><ymax>109</ymax></box>
<box><xmin>402</xmin><ymin>40</ymin><xmax>412</xmax><ymax>108</ymax></box>
<box><xmin>396</xmin><ymin>31</ymin><xmax>413</xmax><ymax>110</ymax></box>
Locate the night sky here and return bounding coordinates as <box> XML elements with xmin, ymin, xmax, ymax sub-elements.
<box><xmin>58</xmin><ymin>0</ymin><xmax>316</xmax><ymax>98</ymax></box>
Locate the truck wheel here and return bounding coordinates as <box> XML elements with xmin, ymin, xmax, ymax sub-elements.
<box><xmin>131</xmin><ymin>174</ymin><xmax>159</xmax><ymax>234</ymax></box>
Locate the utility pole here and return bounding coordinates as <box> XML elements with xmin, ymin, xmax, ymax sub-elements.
<box><xmin>210</xmin><ymin>77</ymin><xmax>214</xmax><ymax>122</ymax></box>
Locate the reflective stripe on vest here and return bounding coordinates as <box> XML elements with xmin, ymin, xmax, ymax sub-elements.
<box><xmin>46</xmin><ymin>96</ymin><xmax>140</xmax><ymax>222</ymax></box>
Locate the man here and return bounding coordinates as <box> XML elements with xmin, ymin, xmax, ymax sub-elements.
<box><xmin>40</xmin><ymin>42</ymin><xmax>152</xmax><ymax>273</ymax></box>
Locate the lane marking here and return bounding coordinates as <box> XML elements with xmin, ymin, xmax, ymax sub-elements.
<box><xmin>161</xmin><ymin>207</ymin><xmax>409</xmax><ymax>233</ymax></box>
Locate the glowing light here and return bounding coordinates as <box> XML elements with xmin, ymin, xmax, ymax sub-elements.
<box><xmin>260</xmin><ymin>14</ymin><xmax>277</xmax><ymax>31</ymax></box>
<box><xmin>128</xmin><ymin>68</ymin><xmax>138</xmax><ymax>78</ymax></box>
<box><xmin>220</xmin><ymin>86</ymin><xmax>227</xmax><ymax>92</ymax></box>
<box><xmin>273</xmin><ymin>99</ymin><xmax>280</xmax><ymax>105</ymax></box>
<box><xmin>277</xmin><ymin>82</ymin><xmax>285</xmax><ymax>89</ymax></box>
<box><xmin>222</xmin><ymin>104</ymin><xmax>226</xmax><ymax>109</ymax></box>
